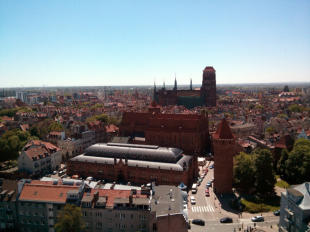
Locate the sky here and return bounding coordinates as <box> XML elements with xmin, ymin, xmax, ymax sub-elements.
<box><xmin>0</xmin><ymin>0</ymin><xmax>310</xmax><ymax>87</ymax></box>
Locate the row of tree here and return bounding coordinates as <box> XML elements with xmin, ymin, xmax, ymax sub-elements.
<box><xmin>234</xmin><ymin>149</ymin><xmax>276</xmax><ymax>199</ymax></box>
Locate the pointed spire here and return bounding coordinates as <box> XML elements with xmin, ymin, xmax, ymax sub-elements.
<box><xmin>173</xmin><ymin>74</ymin><xmax>177</xmax><ymax>91</ymax></box>
<box><xmin>163</xmin><ymin>81</ymin><xmax>166</xmax><ymax>90</ymax></box>
<box><xmin>153</xmin><ymin>82</ymin><xmax>156</xmax><ymax>101</ymax></box>
<box><xmin>214</xmin><ymin>118</ymin><xmax>234</xmax><ymax>139</ymax></box>
<box><xmin>190</xmin><ymin>78</ymin><xmax>192</xmax><ymax>90</ymax></box>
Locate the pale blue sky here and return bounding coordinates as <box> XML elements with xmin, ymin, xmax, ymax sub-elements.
<box><xmin>0</xmin><ymin>0</ymin><xmax>309</xmax><ymax>87</ymax></box>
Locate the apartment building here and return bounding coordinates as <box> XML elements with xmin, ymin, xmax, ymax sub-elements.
<box><xmin>279</xmin><ymin>182</ymin><xmax>310</xmax><ymax>232</ymax></box>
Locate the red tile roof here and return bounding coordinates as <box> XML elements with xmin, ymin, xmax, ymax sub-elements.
<box><xmin>213</xmin><ymin>118</ymin><xmax>234</xmax><ymax>139</ymax></box>
<box><xmin>105</xmin><ymin>124</ymin><xmax>119</xmax><ymax>133</ymax></box>
<box><xmin>23</xmin><ymin>140</ymin><xmax>60</xmax><ymax>160</ymax></box>
<box><xmin>19</xmin><ymin>184</ymin><xmax>78</xmax><ymax>203</ymax></box>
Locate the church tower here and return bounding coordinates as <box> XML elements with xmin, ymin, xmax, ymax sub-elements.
<box><xmin>213</xmin><ymin>118</ymin><xmax>235</xmax><ymax>194</ymax></box>
<box><xmin>201</xmin><ymin>66</ymin><xmax>216</xmax><ymax>107</ymax></box>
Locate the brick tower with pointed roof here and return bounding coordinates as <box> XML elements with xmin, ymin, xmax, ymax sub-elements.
<box><xmin>213</xmin><ymin>118</ymin><xmax>235</xmax><ymax>194</ymax></box>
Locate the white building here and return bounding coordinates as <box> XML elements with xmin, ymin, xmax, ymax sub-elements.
<box><xmin>18</xmin><ymin>140</ymin><xmax>62</xmax><ymax>176</ymax></box>
<box><xmin>279</xmin><ymin>182</ymin><xmax>310</xmax><ymax>232</ymax></box>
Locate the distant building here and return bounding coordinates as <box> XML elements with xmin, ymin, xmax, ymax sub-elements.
<box><xmin>154</xmin><ymin>66</ymin><xmax>216</xmax><ymax>108</ymax></box>
<box><xmin>279</xmin><ymin>182</ymin><xmax>310</xmax><ymax>232</ymax></box>
<box><xmin>67</xmin><ymin>143</ymin><xmax>196</xmax><ymax>186</ymax></box>
<box><xmin>18</xmin><ymin>140</ymin><xmax>62</xmax><ymax>176</ymax></box>
<box><xmin>213</xmin><ymin>118</ymin><xmax>236</xmax><ymax>194</ymax></box>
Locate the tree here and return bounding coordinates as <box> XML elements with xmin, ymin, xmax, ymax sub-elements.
<box><xmin>284</xmin><ymin>139</ymin><xmax>310</xmax><ymax>184</ymax></box>
<box><xmin>0</xmin><ymin>129</ymin><xmax>33</xmax><ymax>161</ymax></box>
<box><xmin>283</xmin><ymin>85</ymin><xmax>289</xmax><ymax>92</ymax></box>
<box><xmin>48</xmin><ymin>121</ymin><xmax>64</xmax><ymax>132</ymax></box>
<box><xmin>234</xmin><ymin>152</ymin><xmax>255</xmax><ymax>193</ymax></box>
<box><xmin>253</xmin><ymin>149</ymin><xmax>276</xmax><ymax>197</ymax></box>
<box><xmin>288</xmin><ymin>104</ymin><xmax>303</xmax><ymax>113</ymax></box>
<box><xmin>265</xmin><ymin>127</ymin><xmax>275</xmax><ymax>135</ymax></box>
<box><xmin>277</xmin><ymin>149</ymin><xmax>288</xmax><ymax>178</ymax></box>
<box><xmin>55</xmin><ymin>204</ymin><xmax>84</xmax><ymax>232</ymax></box>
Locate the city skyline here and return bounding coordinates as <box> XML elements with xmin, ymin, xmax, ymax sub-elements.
<box><xmin>1</xmin><ymin>0</ymin><xmax>310</xmax><ymax>87</ymax></box>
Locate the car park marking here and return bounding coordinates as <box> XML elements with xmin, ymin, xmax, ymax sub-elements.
<box><xmin>191</xmin><ymin>205</ymin><xmax>214</xmax><ymax>213</ymax></box>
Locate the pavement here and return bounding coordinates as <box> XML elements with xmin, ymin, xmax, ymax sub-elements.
<box><xmin>187</xmin><ymin>161</ymin><xmax>279</xmax><ymax>232</ymax></box>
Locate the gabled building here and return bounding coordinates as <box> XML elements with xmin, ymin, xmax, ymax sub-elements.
<box><xmin>18</xmin><ymin>140</ymin><xmax>62</xmax><ymax>176</ymax></box>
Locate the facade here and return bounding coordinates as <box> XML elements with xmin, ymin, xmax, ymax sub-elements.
<box><xmin>18</xmin><ymin>140</ymin><xmax>62</xmax><ymax>176</ymax></box>
<box><xmin>0</xmin><ymin>179</ymin><xmax>18</xmax><ymax>232</ymax></box>
<box><xmin>81</xmin><ymin>185</ymin><xmax>187</xmax><ymax>232</ymax></box>
<box><xmin>67</xmin><ymin>143</ymin><xmax>196</xmax><ymax>186</ymax></box>
<box><xmin>120</xmin><ymin>111</ymin><xmax>210</xmax><ymax>156</ymax></box>
<box><xmin>213</xmin><ymin>118</ymin><xmax>236</xmax><ymax>194</ymax></box>
<box><xmin>279</xmin><ymin>182</ymin><xmax>310</xmax><ymax>232</ymax></box>
<box><xmin>1</xmin><ymin>178</ymin><xmax>188</xmax><ymax>232</ymax></box>
<box><xmin>154</xmin><ymin>66</ymin><xmax>216</xmax><ymax>108</ymax></box>
<box><xmin>57</xmin><ymin>130</ymin><xmax>96</xmax><ymax>161</ymax></box>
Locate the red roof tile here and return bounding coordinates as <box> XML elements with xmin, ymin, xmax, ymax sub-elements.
<box><xmin>213</xmin><ymin>118</ymin><xmax>234</xmax><ymax>139</ymax></box>
<box><xmin>19</xmin><ymin>184</ymin><xmax>78</xmax><ymax>203</ymax></box>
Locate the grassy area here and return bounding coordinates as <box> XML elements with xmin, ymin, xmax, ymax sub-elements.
<box><xmin>240</xmin><ymin>196</ymin><xmax>280</xmax><ymax>213</ymax></box>
<box><xmin>276</xmin><ymin>179</ymin><xmax>290</xmax><ymax>188</ymax></box>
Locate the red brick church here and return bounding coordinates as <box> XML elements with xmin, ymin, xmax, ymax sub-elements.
<box><xmin>154</xmin><ymin>66</ymin><xmax>216</xmax><ymax>108</ymax></box>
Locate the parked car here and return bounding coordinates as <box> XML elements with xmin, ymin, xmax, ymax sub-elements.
<box><xmin>206</xmin><ymin>181</ymin><xmax>212</xmax><ymax>188</ymax></box>
<box><xmin>191</xmin><ymin>219</ymin><xmax>205</xmax><ymax>226</ymax></box>
<box><xmin>220</xmin><ymin>217</ymin><xmax>233</xmax><ymax>223</ymax></box>
<box><xmin>190</xmin><ymin>196</ymin><xmax>196</xmax><ymax>205</ymax></box>
<box><xmin>273</xmin><ymin>210</ymin><xmax>280</xmax><ymax>216</ymax></box>
<box><xmin>205</xmin><ymin>189</ymin><xmax>210</xmax><ymax>197</ymax></box>
<box><xmin>209</xmin><ymin>164</ymin><xmax>214</xmax><ymax>169</ymax></box>
<box><xmin>251</xmin><ymin>216</ymin><xmax>264</xmax><ymax>222</ymax></box>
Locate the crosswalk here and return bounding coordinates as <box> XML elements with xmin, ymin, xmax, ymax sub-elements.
<box><xmin>191</xmin><ymin>205</ymin><xmax>214</xmax><ymax>213</ymax></box>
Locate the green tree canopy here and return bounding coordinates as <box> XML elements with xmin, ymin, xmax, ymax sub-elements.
<box><xmin>288</xmin><ymin>104</ymin><xmax>303</xmax><ymax>113</ymax></box>
<box><xmin>234</xmin><ymin>149</ymin><xmax>276</xmax><ymax>198</ymax></box>
<box><xmin>234</xmin><ymin>152</ymin><xmax>255</xmax><ymax>194</ymax></box>
<box><xmin>277</xmin><ymin>149</ymin><xmax>289</xmax><ymax>178</ymax></box>
<box><xmin>253</xmin><ymin>149</ymin><xmax>276</xmax><ymax>197</ymax></box>
<box><xmin>55</xmin><ymin>204</ymin><xmax>85</xmax><ymax>232</ymax></box>
<box><xmin>284</xmin><ymin>139</ymin><xmax>310</xmax><ymax>184</ymax></box>
<box><xmin>0</xmin><ymin>129</ymin><xmax>36</xmax><ymax>162</ymax></box>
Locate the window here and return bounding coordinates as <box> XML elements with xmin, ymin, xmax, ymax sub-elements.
<box><xmin>96</xmin><ymin>222</ymin><xmax>102</xmax><ymax>228</ymax></box>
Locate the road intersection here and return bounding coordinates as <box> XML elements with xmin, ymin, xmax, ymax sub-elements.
<box><xmin>187</xmin><ymin>161</ymin><xmax>279</xmax><ymax>232</ymax></box>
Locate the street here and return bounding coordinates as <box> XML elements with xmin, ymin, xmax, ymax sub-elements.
<box><xmin>188</xmin><ymin>161</ymin><xmax>279</xmax><ymax>232</ymax></box>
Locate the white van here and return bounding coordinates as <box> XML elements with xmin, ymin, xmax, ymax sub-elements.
<box><xmin>192</xmin><ymin>183</ymin><xmax>197</xmax><ymax>194</ymax></box>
